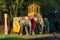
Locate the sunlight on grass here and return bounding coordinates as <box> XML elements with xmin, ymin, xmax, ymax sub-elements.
<box><xmin>0</xmin><ymin>34</ymin><xmax>53</xmax><ymax>39</ymax></box>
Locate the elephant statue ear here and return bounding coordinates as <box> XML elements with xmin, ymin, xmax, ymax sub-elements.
<box><xmin>34</xmin><ymin>17</ymin><xmax>38</xmax><ymax>22</ymax></box>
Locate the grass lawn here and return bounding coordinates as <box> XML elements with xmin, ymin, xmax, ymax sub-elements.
<box><xmin>0</xmin><ymin>34</ymin><xmax>54</xmax><ymax>40</ymax></box>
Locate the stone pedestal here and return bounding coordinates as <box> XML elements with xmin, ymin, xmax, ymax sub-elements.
<box><xmin>4</xmin><ymin>14</ymin><xmax>8</xmax><ymax>34</ymax></box>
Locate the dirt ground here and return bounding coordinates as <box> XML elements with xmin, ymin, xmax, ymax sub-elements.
<box><xmin>0</xmin><ymin>25</ymin><xmax>12</xmax><ymax>34</ymax></box>
<box><xmin>0</xmin><ymin>25</ymin><xmax>5</xmax><ymax>34</ymax></box>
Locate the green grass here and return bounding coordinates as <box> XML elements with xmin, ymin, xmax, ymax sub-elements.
<box><xmin>0</xmin><ymin>34</ymin><xmax>53</xmax><ymax>39</ymax></box>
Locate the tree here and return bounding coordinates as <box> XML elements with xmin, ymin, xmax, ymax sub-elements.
<box><xmin>3</xmin><ymin>0</ymin><xmax>24</xmax><ymax>20</ymax></box>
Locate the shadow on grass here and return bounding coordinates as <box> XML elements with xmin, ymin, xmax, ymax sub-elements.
<box><xmin>28</xmin><ymin>36</ymin><xmax>60</xmax><ymax>40</ymax></box>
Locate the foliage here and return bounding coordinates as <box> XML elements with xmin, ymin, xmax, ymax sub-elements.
<box><xmin>0</xmin><ymin>0</ymin><xmax>60</xmax><ymax>20</ymax></box>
